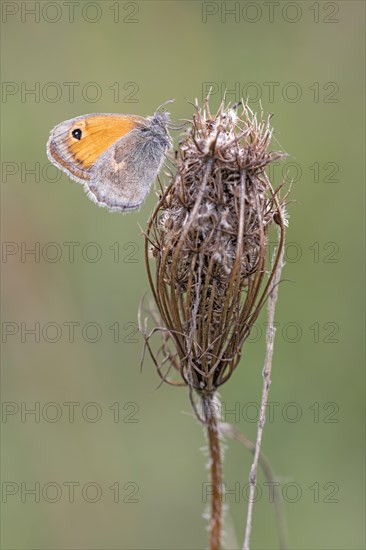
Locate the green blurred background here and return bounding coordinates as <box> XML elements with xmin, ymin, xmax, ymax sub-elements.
<box><xmin>1</xmin><ymin>1</ymin><xmax>364</xmax><ymax>548</ymax></box>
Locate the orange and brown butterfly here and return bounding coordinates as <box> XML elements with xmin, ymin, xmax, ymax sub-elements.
<box><xmin>47</xmin><ymin>103</ymin><xmax>173</xmax><ymax>212</ymax></box>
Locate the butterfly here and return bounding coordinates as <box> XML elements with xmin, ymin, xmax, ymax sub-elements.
<box><xmin>47</xmin><ymin>103</ymin><xmax>173</xmax><ymax>213</ymax></box>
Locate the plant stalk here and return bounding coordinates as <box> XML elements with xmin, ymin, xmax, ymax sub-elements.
<box><xmin>204</xmin><ymin>395</ymin><xmax>223</xmax><ymax>550</ymax></box>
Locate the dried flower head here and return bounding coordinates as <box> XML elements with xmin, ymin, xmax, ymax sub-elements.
<box><xmin>140</xmin><ymin>99</ymin><xmax>287</xmax><ymax>416</ymax></box>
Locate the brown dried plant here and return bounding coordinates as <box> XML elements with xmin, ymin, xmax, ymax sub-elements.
<box><xmin>139</xmin><ymin>99</ymin><xmax>288</xmax><ymax>550</ymax></box>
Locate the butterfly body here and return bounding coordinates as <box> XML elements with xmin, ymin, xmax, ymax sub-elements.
<box><xmin>47</xmin><ymin>110</ymin><xmax>172</xmax><ymax>212</ymax></box>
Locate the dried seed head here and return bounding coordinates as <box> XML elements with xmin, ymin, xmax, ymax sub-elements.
<box><xmin>141</xmin><ymin>100</ymin><xmax>287</xmax><ymax>413</ymax></box>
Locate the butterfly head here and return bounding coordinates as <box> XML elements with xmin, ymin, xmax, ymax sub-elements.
<box><xmin>146</xmin><ymin>110</ymin><xmax>172</xmax><ymax>149</ymax></box>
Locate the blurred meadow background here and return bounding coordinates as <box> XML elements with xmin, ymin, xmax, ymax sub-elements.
<box><xmin>1</xmin><ymin>1</ymin><xmax>365</xmax><ymax>548</ymax></box>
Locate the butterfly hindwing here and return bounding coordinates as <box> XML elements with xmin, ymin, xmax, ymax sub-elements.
<box><xmin>88</xmin><ymin>127</ymin><xmax>167</xmax><ymax>212</ymax></box>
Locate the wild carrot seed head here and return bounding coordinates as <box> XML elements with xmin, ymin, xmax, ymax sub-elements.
<box><xmin>141</xmin><ymin>100</ymin><xmax>287</xmax><ymax>412</ymax></box>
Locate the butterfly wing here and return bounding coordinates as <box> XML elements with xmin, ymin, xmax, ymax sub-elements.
<box><xmin>87</xmin><ymin>125</ymin><xmax>168</xmax><ymax>212</ymax></box>
<box><xmin>47</xmin><ymin>113</ymin><xmax>145</xmax><ymax>183</ymax></box>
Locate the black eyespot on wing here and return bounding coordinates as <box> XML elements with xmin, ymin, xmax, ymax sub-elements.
<box><xmin>72</xmin><ymin>128</ymin><xmax>82</xmax><ymax>140</ymax></box>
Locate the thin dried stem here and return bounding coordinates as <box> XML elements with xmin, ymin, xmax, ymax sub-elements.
<box><xmin>243</xmin><ymin>229</ymin><xmax>285</xmax><ymax>550</ymax></box>
<box><xmin>220</xmin><ymin>422</ymin><xmax>288</xmax><ymax>550</ymax></box>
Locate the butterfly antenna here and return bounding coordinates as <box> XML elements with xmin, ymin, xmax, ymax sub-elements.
<box><xmin>232</xmin><ymin>100</ymin><xmax>243</xmax><ymax>111</ymax></box>
<box><xmin>156</xmin><ymin>98</ymin><xmax>175</xmax><ymax>113</ymax></box>
<box><xmin>168</xmin><ymin>120</ymin><xmax>189</xmax><ymax>130</ymax></box>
